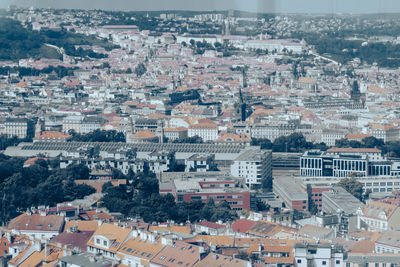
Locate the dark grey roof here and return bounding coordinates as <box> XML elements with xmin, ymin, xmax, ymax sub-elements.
<box><xmin>60</xmin><ymin>253</ymin><xmax>113</xmax><ymax>267</ymax></box>
<box><xmin>20</xmin><ymin>141</ymin><xmax>247</xmax><ymax>154</ymax></box>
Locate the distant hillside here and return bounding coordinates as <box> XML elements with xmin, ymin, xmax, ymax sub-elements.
<box><xmin>0</xmin><ymin>18</ymin><xmax>116</xmax><ymax>61</ymax></box>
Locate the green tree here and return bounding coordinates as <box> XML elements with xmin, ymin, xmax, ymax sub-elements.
<box><xmin>337</xmin><ymin>178</ymin><xmax>363</xmax><ymax>201</ymax></box>
<box><xmin>134</xmin><ymin>62</ymin><xmax>147</xmax><ymax>77</ymax></box>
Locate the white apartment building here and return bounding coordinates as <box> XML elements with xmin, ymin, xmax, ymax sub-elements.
<box><xmin>357</xmin><ymin>200</ymin><xmax>400</xmax><ymax>232</ymax></box>
<box><xmin>188</xmin><ymin>123</ymin><xmax>218</xmax><ymax>142</ymax></box>
<box><xmin>4</xmin><ymin>118</ymin><xmax>29</xmax><ymax>138</ymax></box>
<box><xmin>62</xmin><ymin>115</ymin><xmax>83</xmax><ymax>133</ymax></box>
<box><xmin>231</xmin><ymin>149</ymin><xmax>272</xmax><ymax>189</ymax></box>
<box><xmin>294</xmin><ymin>243</ymin><xmax>344</xmax><ymax>267</ymax></box>
<box><xmin>375</xmin><ymin>231</ymin><xmax>400</xmax><ymax>254</ymax></box>
<box><xmin>81</xmin><ymin>116</ymin><xmax>103</xmax><ymax>134</ymax></box>
<box><xmin>321</xmin><ymin>129</ymin><xmax>347</xmax><ymax>146</ymax></box>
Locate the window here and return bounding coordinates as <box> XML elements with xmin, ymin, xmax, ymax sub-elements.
<box><xmin>322</xmin><ymin>261</ymin><xmax>326</xmax><ymax>265</ymax></box>
<box><xmin>160</xmin><ymin>256</ymin><xmax>166</xmax><ymax>260</ymax></box>
<box><xmin>96</xmin><ymin>239</ymin><xmax>100</xmax><ymax>244</ymax></box>
<box><xmin>103</xmin><ymin>241</ymin><xmax>107</xmax><ymax>246</ymax></box>
<box><xmin>297</xmin><ymin>259</ymin><xmax>302</xmax><ymax>263</ymax></box>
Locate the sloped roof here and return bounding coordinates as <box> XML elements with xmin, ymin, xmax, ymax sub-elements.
<box><xmin>327</xmin><ymin>147</ymin><xmax>381</xmax><ymax>153</ymax></box>
<box><xmin>150</xmin><ymin>241</ymin><xmax>200</xmax><ymax>267</ymax></box>
<box><xmin>64</xmin><ymin>220</ymin><xmax>99</xmax><ymax>232</ymax></box>
<box><xmin>193</xmin><ymin>252</ymin><xmax>249</xmax><ymax>267</ymax></box>
<box><xmin>8</xmin><ymin>213</ymin><xmax>64</xmax><ymax>233</ymax></box>
<box><xmin>131</xmin><ymin>130</ymin><xmax>157</xmax><ymax>140</ymax></box>
<box><xmin>361</xmin><ymin>200</ymin><xmax>398</xmax><ymax>220</ymax></box>
<box><xmin>87</xmin><ymin>223</ymin><xmax>132</xmax><ymax>253</ymax></box>
<box><xmin>196</xmin><ymin>221</ymin><xmax>225</xmax><ymax>230</ymax></box>
<box><xmin>117</xmin><ymin>235</ymin><xmax>164</xmax><ymax>261</ymax></box>
<box><xmin>232</xmin><ymin>219</ymin><xmax>257</xmax><ymax>234</ymax></box>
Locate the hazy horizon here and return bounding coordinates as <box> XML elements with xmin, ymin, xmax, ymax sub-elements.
<box><xmin>2</xmin><ymin>0</ymin><xmax>400</xmax><ymax>14</ymax></box>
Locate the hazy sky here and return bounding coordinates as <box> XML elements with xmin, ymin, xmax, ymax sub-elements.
<box><xmin>1</xmin><ymin>0</ymin><xmax>400</xmax><ymax>14</ymax></box>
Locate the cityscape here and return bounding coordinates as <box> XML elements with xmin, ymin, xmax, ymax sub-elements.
<box><xmin>1</xmin><ymin>1</ymin><xmax>400</xmax><ymax>266</ymax></box>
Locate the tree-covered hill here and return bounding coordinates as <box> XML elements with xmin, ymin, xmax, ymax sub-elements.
<box><xmin>0</xmin><ymin>18</ymin><xmax>116</xmax><ymax>61</ymax></box>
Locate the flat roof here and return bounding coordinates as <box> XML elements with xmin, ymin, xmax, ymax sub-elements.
<box><xmin>322</xmin><ymin>187</ymin><xmax>363</xmax><ymax>214</ymax></box>
<box><xmin>234</xmin><ymin>148</ymin><xmax>271</xmax><ymax>162</ymax></box>
<box><xmin>274</xmin><ymin>178</ymin><xmax>308</xmax><ymax>200</ymax></box>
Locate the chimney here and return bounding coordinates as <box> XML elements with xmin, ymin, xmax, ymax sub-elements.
<box><xmin>132</xmin><ymin>230</ymin><xmax>139</xmax><ymax>238</ymax></box>
<box><xmin>161</xmin><ymin>237</ymin><xmax>172</xmax><ymax>246</ymax></box>
<box><xmin>148</xmin><ymin>234</ymin><xmax>155</xmax><ymax>243</ymax></box>
<box><xmin>97</xmin><ymin>220</ymin><xmax>103</xmax><ymax>227</ymax></box>
<box><xmin>5</xmin><ymin>232</ymin><xmax>12</xmax><ymax>243</ymax></box>
<box><xmin>45</xmin><ymin>240</ymin><xmax>49</xmax><ymax>257</ymax></box>
<box><xmin>63</xmin><ymin>245</ymin><xmax>68</xmax><ymax>257</ymax></box>
<box><xmin>33</xmin><ymin>240</ymin><xmax>42</xmax><ymax>252</ymax></box>
<box><xmin>140</xmin><ymin>232</ymin><xmax>147</xmax><ymax>241</ymax></box>
<box><xmin>88</xmin><ymin>255</ymin><xmax>96</xmax><ymax>263</ymax></box>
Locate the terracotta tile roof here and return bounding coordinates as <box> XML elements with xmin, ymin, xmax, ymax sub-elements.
<box><xmin>8</xmin><ymin>243</ymin><xmax>32</xmax><ymax>266</ymax></box>
<box><xmin>348</xmin><ymin>229</ymin><xmax>381</xmax><ymax>242</ymax></box>
<box><xmin>369</xmin><ymin>123</ymin><xmax>396</xmax><ymax>131</ymax></box>
<box><xmin>87</xmin><ymin>223</ymin><xmax>132</xmax><ymax>253</ymax></box>
<box><xmin>232</xmin><ymin>219</ymin><xmax>257</xmax><ymax>234</ymax></box>
<box><xmin>51</xmin><ymin>231</ymin><xmax>94</xmax><ymax>252</ymax></box>
<box><xmin>345</xmin><ymin>133</ymin><xmax>372</xmax><ymax>140</ymax></box>
<box><xmin>247</xmin><ymin>221</ymin><xmax>283</xmax><ymax>237</ymax></box>
<box><xmin>351</xmin><ymin>240</ymin><xmax>375</xmax><ymax>253</ymax></box>
<box><xmin>41</xmin><ymin>260</ymin><xmax>58</xmax><ymax>267</ymax></box>
<box><xmin>23</xmin><ymin>157</ymin><xmax>47</xmax><ymax>166</ymax></box>
<box><xmin>193</xmin><ymin>252</ymin><xmax>249</xmax><ymax>267</ymax></box>
<box><xmin>64</xmin><ymin>220</ymin><xmax>99</xmax><ymax>232</ymax></box>
<box><xmin>368</xmin><ymin>85</ymin><xmax>392</xmax><ymax>94</ymax></box>
<box><xmin>123</xmin><ymin>101</ymin><xmax>139</xmax><ymax>106</ymax></box>
<box><xmin>149</xmin><ymin>113</ymin><xmax>166</xmax><ymax>119</ymax></box>
<box><xmin>131</xmin><ymin>130</ymin><xmax>158</xmax><ymax>139</ymax></box>
<box><xmin>190</xmin><ymin>235</ymin><xmax>234</xmax><ymax>247</ymax></box>
<box><xmin>327</xmin><ymin>147</ymin><xmax>382</xmax><ymax>153</ymax></box>
<box><xmin>216</xmin><ymin>133</ymin><xmax>250</xmax><ymax>143</ymax></box>
<box><xmin>151</xmin><ymin>241</ymin><xmax>200</xmax><ymax>267</ymax></box>
<box><xmin>360</xmin><ymin>200</ymin><xmax>398</xmax><ymax>220</ymax></box>
<box><xmin>34</xmin><ymin>131</ymin><xmax>71</xmax><ymax>140</ymax></box>
<box><xmin>117</xmin><ymin>234</ymin><xmax>164</xmax><ymax>261</ymax></box>
<box><xmin>264</xmin><ymin>255</ymin><xmax>294</xmax><ymax>264</ymax></box>
<box><xmin>149</xmin><ymin>225</ymin><xmax>192</xmax><ymax>235</ymax></box>
<box><xmin>16</xmin><ymin>81</ymin><xmax>29</xmax><ymax>88</ymax></box>
<box><xmin>80</xmin><ymin>210</ymin><xmax>114</xmax><ymax>222</ymax></box>
<box><xmin>298</xmin><ymin>77</ymin><xmax>317</xmax><ymax>84</ymax></box>
<box><xmin>189</xmin><ymin>123</ymin><xmax>218</xmax><ymax>129</ymax></box>
<box><xmin>7</xmin><ymin>213</ymin><xmax>64</xmax><ymax>233</ymax></box>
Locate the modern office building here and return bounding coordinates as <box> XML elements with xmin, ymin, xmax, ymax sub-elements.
<box><xmin>300</xmin><ymin>148</ymin><xmax>397</xmax><ymax>178</ymax></box>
